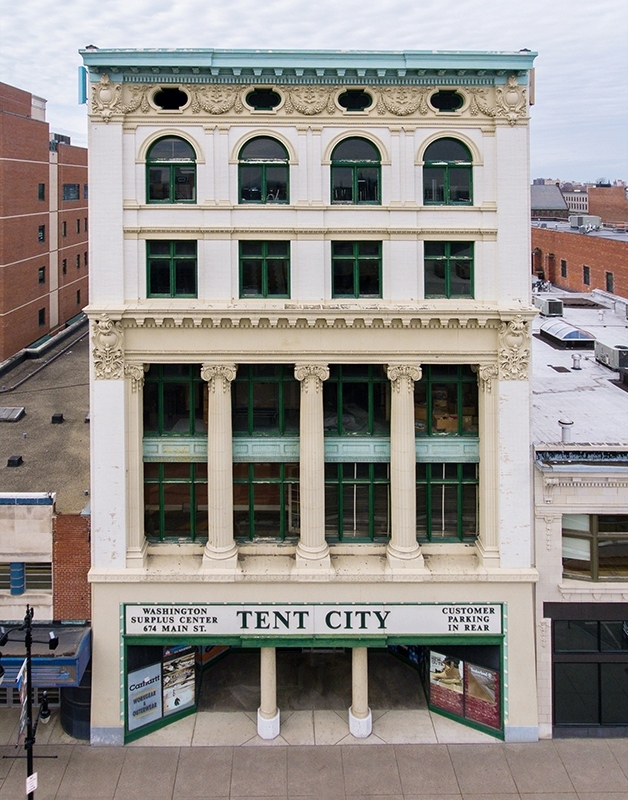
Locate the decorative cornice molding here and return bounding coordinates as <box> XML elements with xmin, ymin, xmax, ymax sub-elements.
<box><xmin>92</xmin><ymin>315</ymin><xmax>124</xmax><ymax>379</ymax></box>
<box><xmin>498</xmin><ymin>315</ymin><xmax>530</xmax><ymax>380</ymax></box>
<box><xmin>123</xmin><ymin>227</ymin><xmax>499</xmax><ymax>239</ymax></box>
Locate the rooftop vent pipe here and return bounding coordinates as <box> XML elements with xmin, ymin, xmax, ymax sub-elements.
<box><xmin>571</xmin><ymin>354</ymin><xmax>582</xmax><ymax>370</ymax></box>
<box><xmin>559</xmin><ymin>418</ymin><xmax>574</xmax><ymax>443</ymax></box>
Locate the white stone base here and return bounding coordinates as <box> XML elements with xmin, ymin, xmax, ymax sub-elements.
<box><xmin>200</xmin><ymin>546</ymin><xmax>240</xmax><ymax>573</ymax></box>
<box><xmin>348</xmin><ymin>707</ymin><xmax>372</xmax><ymax>738</ymax></box>
<box><xmin>257</xmin><ymin>707</ymin><xmax>280</xmax><ymax>740</ymax></box>
<box><xmin>386</xmin><ymin>545</ymin><xmax>427</xmax><ymax>573</ymax></box>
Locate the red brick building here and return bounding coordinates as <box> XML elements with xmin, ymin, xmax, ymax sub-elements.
<box><xmin>0</xmin><ymin>82</ymin><xmax>88</xmax><ymax>363</ymax></box>
<box><xmin>588</xmin><ymin>185</ymin><xmax>628</xmax><ymax>225</ymax></box>
<box><xmin>531</xmin><ymin>222</ymin><xmax>628</xmax><ymax>297</ymax></box>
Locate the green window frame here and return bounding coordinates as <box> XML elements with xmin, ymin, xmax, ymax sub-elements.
<box><xmin>143</xmin><ymin>364</ymin><xmax>207</xmax><ymax>436</ymax></box>
<box><xmin>423</xmin><ymin>138</ymin><xmax>472</xmax><ymax>205</ymax></box>
<box><xmin>332</xmin><ymin>241</ymin><xmax>382</xmax><ymax>298</ymax></box>
<box><xmin>146</xmin><ymin>136</ymin><xmax>196</xmax><ymax>203</ymax></box>
<box><xmin>416</xmin><ymin>462</ymin><xmax>478</xmax><ymax>542</ymax></box>
<box><xmin>424</xmin><ymin>241</ymin><xmax>473</xmax><ymax>298</ymax></box>
<box><xmin>324</xmin><ymin>364</ymin><xmax>390</xmax><ymax>436</ymax></box>
<box><xmin>147</xmin><ymin>240</ymin><xmax>197</xmax><ymax>298</ymax></box>
<box><xmin>331</xmin><ymin>137</ymin><xmax>380</xmax><ymax>204</ymax></box>
<box><xmin>562</xmin><ymin>514</ymin><xmax>628</xmax><ymax>581</ymax></box>
<box><xmin>232</xmin><ymin>364</ymin><xmax>299</xmax><ymax>436</ymax></box>
<box><xmin>324</xmin><ymin>462</ymin><xmax>390</xmax><ymax>541</ymax></box>
<box><xmin>414</xmin><ymin>365</ymin><xmax>478</xmax><ymax>437</ymax></box>
<box><xmin>239</xmin><ymin>241</ymin><xmax>290</xmax><ymax>298</ymax></box>
<box><xmin>233</xmin><ymin>463</ymin><xmax>300</xmax><ymax>541</ymax></box>
<box><xmin>239</xmin><ymin>137</ymin><xmax>289</xmax><ymax>204</ymax></box>
<box><xmin>144</xmin><ymin>462</ymin><xmax>207</xmax><ymax>542</ymax></box>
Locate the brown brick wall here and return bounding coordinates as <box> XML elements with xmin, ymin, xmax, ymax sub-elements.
<box><xmin>588</xmin><ymin>187</ymin><xmax>628</xmax><ymax>224</ymax></box>
<box><xmin>531</xmin><ymin>227</ymin><xmax>628</xmax><ymax>297</ymax></box>
<box><xmin>52</xmin><ymin>513</ymin><xmax>91</xmax><ymax>621</ymax></box>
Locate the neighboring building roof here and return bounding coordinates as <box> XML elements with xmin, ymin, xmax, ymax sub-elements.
<box><xmin>532</xmin><ymin>219</ymin><xmax>628</xmax><ymax>243</ymax></box>
<box><xmin>531</xmin><ymin>293</ymin><xmax>628</xmax><ymax>446</ymax></box>
<box><xmin>0</xmin><ymin>327</ymin><xmax>90</xmax><ymax>514</ymax></box>
<box><xmin>530</xmin><ymin>184</ymin><xmax>568</xmax><ymax>211</ymax></box>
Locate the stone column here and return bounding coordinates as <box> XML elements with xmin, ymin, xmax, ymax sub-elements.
<box><xmin>474</xmin><ymin>364</ymin><xmax>500</xmax><ymax>566</ymax></box>
<box><xmin>386</xmin><ymin>365</ymin><xmax>425</xmax><ymax>570</ymax></box>
<box><xmin>349</xmin><ymin>647</ymin><xmax>372</xmax><ymax>738</ymax></box>
<box><xmin>294</xmin><ymin>364</ymin><xmax>331</xmax><ymax>571</ymax></box>
<box><xmin>258</xmin><ymin>647</ymin><xmax>280</xmax><ymax>739</ymax></box>
<box><xmin>124</xmin><ymin>362</ymin><xmax>147</xmax><ymax>566</ymax></box>
<box><xmin>201</xmin><ymin>364</ymin><xmax>239</xmax><ymax>571</ymax></box>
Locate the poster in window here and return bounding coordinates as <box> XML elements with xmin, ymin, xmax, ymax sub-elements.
<box><xmin>429</xmin><ymin>651</ymin><xmax>464</xmax><ymax>715</ymax></box>
<box><xmin>464</xmin><ymin>662</ymin><xmax>501</xmax><ymax>730</ymax></box>
<box><xmin>162</xmin><ymin>646</ymin><xmax>196</xmax><ymax>716</ymax></box>
<box><xmin>127</xmin><ymin>662</ymin><xmax>162</xmax><ymax>731</ymax></box>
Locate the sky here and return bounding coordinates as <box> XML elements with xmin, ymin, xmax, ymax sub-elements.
<box><xmin>0</xmin><ymin>0</ymin><xmax>627</xmax><ymax>182</ymax></box>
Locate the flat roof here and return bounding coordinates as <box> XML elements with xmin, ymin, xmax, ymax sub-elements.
<box><xmin>532</xmin><ymin>220</ymin><xmax>628</xmax><ymax>244</ymax></box>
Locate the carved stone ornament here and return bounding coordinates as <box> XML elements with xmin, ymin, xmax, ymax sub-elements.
<box><xmin>190</xmin><ymin>86</ymin><xmax>243</xmax><ymax>115</ymax></box>
<box><xmin>294</xmin><ymin>364</ymin><xmax>330</xmax><ymax>391</ymax></box>
<box><xmin>544</xmin><ymin>516</ymin><xmax>558</xmax><ymax>551</ymax></box>
<box><xmin>377</xmin><ymin>87</ymin><xmax>429</xmax><ymax>116</ymax></box>
<box><xmin>539</xmin><ymin>618</ymin><xmax>550</xmax><ymax>649</ymax></box>
<box><xmin>498</xmin><ymin>315</ymin><xmax>530</xmax><ymax>380</ymax></box>
<box><xmin>201</xmin><ymin>364</ymin><xmax>237</xmax><ymax>390</ymax></box>
<box><xmin>120</xmin><ymin>84</ymin><xmax>151</xmax><ymax>114</ymax></box>
<box><xmin>282</xmin><ymin>86</ymin><xmax>337</xmax><ymax>116</ymax></box>
<box><xmin>495</xmin><ymin>75</ymin><xmax>527</xmax><ymax>125</ymax></box>
<box><xmin>473</xmin><ymin>363</ymin><xmax>498</xmax><ymax>392</ymax></box>
<box><xmin>386</xmin><ymin>364</ymin><xmax>422</xmax><ymax>391</ymax></box>
<box><xmin>124</xmin><ymin>362</ymin><xmax>147</xmax><ymax>392</ymax></box>
<box><xmin>91</xmin><ymin>74</ymin><xmax>122</xmax><ymax>122</ymax></box>
<box><xmin>92</xmin><ymin>315</ymin><xmax>124</xmax><ymax>379</ymax></box>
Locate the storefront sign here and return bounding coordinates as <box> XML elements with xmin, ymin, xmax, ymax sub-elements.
<box><xmin>125</xmin><ymin>603</ymin><xmax>502</xmax><ymax>637</ymax></box>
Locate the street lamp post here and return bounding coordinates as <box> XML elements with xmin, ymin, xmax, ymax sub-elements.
<box><xmin>0</xmin><ymin>605</ymin><xmax>58</xmax><ymax>800</ymax></box>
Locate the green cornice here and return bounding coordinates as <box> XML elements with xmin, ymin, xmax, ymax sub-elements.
<box><xmin>80</xmin><ymin>48</ymin><xmax>537</xmax><ymax>86</ymax></box>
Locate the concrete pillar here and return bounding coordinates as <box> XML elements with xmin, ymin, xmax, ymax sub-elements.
<box><xmin>386</xmin><ymin>365</ymin><xmax>425</xmax><ymax>570</ymax></box>
<box><xmin>257</xmin><ymin>647</ymin><xmax>280</xmax><ymax>739</ymax></box>
<box><xmin>349</xmin><ymin>646</ymin><xmax>372</xmax><ymax>737</ymax></box>
<box><xmin>294</xmin><ymin>364</ymin><xmax>331</xmax><ymax>571</ymax></box>
<box><xmin>124</xmin><ymin>362</ymin><xmax>147</xmax><ymax>566</ymax></box>
<box><xmin>201</xmin><ymin>364</ymin><xmax>239</xmax><ymax>571</ymax></box>
<box><xmin>474</xmin><ymin>364</ymin><xmax>500</xmax><ymax>566</ymax></box>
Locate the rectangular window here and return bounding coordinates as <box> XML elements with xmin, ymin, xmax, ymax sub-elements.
<box><xmin>414</xmin><ymin>365</ymin><xmax>478</xmax><ymax>437</ymax></box>
<box><xmin>62</xmin><ymin>183</ymin><xmax>80</xmax><ymax>201</ymax></box>
<box><xmin>233</xmin><ymin>463</ymin><xmax>299</xmax><ymax>540</ymax></box>
<box><xmin>332</xmin><ymin>241</ymin><xmax>381</xmax><ymax>298</ymax></box>
<box><xmin>324</xmin><ymin>462</ymin><xmax>390</xmax><ymax>541</ymax></box>
<box><xmin>416</xmin><ymin>462</ymin><xmax>478</xmax><ymax>541</ymax></box>
<box><xmin>84</xmin><ymin>184</ymin><xmax>88</xmax><ymax>200</ymax></box>
<box><xmin>232</xmin><ymin>365</ymin><xmax>299</xmax><ymax>436</ymax></box>
<box><xmin>144</xmin><ymin>463</ymin><xmax>208</xmax><ymax>541</ymax></box>
<box><xmin>24</xmin><ymin>563</ymin><xmax>52</xmax><ymax>590</ymax></box>
<box><xmin>424</xmin><ymin>241</ymin><xmax>473</xmax><ymax>298</ymax></box>
<box><xmin>583</xmin><ymin>265</ymin><xmax>590</xmax><ymax>286</ymax></box>
<box><xmin>76</xmin><ymin>218</ymin><xmax>81</xmax><ymax>234</ymax></box>
<box><xmin>38</xmin><ymin>225</ymin><xmax>45</xmax><ymax>242</ymax></box>
<box><xmin>84</xmin><ymin>251</ymin><xmax>88</xmax><ymax>267</ymax></box>
<box><xmin>61</xmin><ymin>221</ymin><xmax>67</xmax><ymax>237</ymax></box>
<box><xmin>76</xmin><ymin>289</ymin><xmax>81</xmax><ymax>305</ymax></box>
<box><xmin>76</xmin><ymin>254</ymin><xmax>81</xmax><ymax>269</ymax></box>
<box><xmin>324</xmin><ymin>364</ymin><xmax>390</xmax><ymax>436</ymax></box>
<box><xmin>38</xmin><ymin>266</ymin><xmax>45</xmax><ymax>284</ymax></box>
<box><xmin>84</xmin><ymin>217</ymin><xmax>88</xmax><ymax>232</ymax></box>
<box><xmin>147</xmin><ymin>240</ymin><xmax>197</xmax><ymax>298</ymax></box>
<box><xmin>143</xmin><ymin>364</ymin><xmax>207</xmax><ymax>436</ymax></box>
<box><xmin>562</xmin><ymin>514</ymin><xmax>628</xmax><ymax>581</ymax></box>
<box><xmin>38</xmin><ymin>183</ymin><xmax>45</xmax><ymax>201</ymax></box>
<box><xmin>239</xmin><ymin>241</ymin><xmax>290</xmax><ymax>298</ymax></box>
<box><xmin>62</xmin><ymin>259</ymin><xmax>67</xmax><ymax>275</ymax></box>
<box><xmin>560</xmin><ymin>259</ymin><xmax>567</xmax><ymax>278</ymax></box>
<box><xmin>38</xmin><ymin>308</ymin><xmax>46</xmax><ymax>326</ymax></box>
<box><xmin>606</xmin><ymin>272</ymin><xmax>614</xmax><ymax>293</ymax></box>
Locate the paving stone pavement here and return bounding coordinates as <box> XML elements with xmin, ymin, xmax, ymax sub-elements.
<box><xmin>0</xmin><ymin>737</ymin><xmax>627</xmax><ymax>799</ymax></box>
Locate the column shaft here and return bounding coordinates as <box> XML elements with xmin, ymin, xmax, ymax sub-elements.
<box><xmin>475</xmin><ymin>365</ymin><xmax>500</xmax><ymax>564</ymax></box>
<box><xmin>124</xmin><ymin>363</ymin><xmax>146</xmax><ymax>565</ymax></box>
<box><xmin>349</xmin><ymin>646</ymin><xmax>372</xmax><ymax>737</ymax></box>
<box><xmin>258</xmin><ymin>647</ymin><xmax>280</xmax><ymax>739</ymax></box>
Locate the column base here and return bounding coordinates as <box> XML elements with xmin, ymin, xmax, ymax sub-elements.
<box><xmin>348</xmin><ymin>707</ymin><xmax>372</xmax><ymax>738</ymax></box>
<box><xmin>125</xmin><ymin>540</ymin><xmax>148</xmax><ymax>568</ymax></box>
<box><xmin>475</xmin><ymin>539</ymin><xmax>501</xmax><ymax>568</ymax></box>
<box><xmin>257</xmin><ymin>708</ymin><xmax>280</xmax><ymax>740</ymax></box>
<box><xmin>386</xmin><ymin>542</ymin><xmax>427</xmax><ymax>572</ymax></box>
<box><xmin>294</xmin><ymin>542</ymin><xmax>333</xmax><ymax>572</ymax></box>
<box><xmin>201</xmin><ymin>544</ymin><xmax>240</xmax><ymax>572</ymax></box>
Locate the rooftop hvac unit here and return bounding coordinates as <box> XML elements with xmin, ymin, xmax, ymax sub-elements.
<box><xmin>534</xmin><ymin>297</ymin><xmax>563</xmax><ymax>316</ymax></box>
<box><xmin>594</xmin><ymin>341</ymin><xmax>628</xmax><ymax>371</ymax></box>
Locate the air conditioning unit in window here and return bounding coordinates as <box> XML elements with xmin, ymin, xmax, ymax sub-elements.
<box><xmin>594</xmin><ymin>341</ymin><xmax>628</xmax><ymax>371</ymax></box>
<box><xmin>533</xmin><ymin>297</ymin><xmax>563</xmax><ymax>317</ymax></box>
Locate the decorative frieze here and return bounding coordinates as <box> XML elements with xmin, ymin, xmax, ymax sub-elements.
<box><xmin>92</xmin><ymin>315</ymin><xmax>124</xmax><ymax>379</ymax></box>
<box><xmin>498</xmin><ymin>315</ymin><xmax>530</xmax><ymax>380</ymax></box>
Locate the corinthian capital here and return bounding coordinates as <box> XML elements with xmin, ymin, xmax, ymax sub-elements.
<box><xmin>472</xmin><ymin>363</ymin><xmax>498</xmax><ymax>392</ymax></box>
<box><xmin>294</xmin><ymin>364</ymin><xmax>329</xmax><ymax>392</ymax></box>
<box><xmin>201</xmin><ymin>363</ymin><xmax>237</xmax><ymax>391</ymax></box>
<box><xmin>124</xmin><ymin>362</ymin><xmax>147</xmax><ymax>392</ymax></box>
<box><xmin>386</xmin><ymin>364</ymin><xmax>422</xmax><ymax>392</ymax></box>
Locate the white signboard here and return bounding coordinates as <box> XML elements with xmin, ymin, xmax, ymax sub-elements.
<box><xmin>125</xmin><ymin>604</ymin><xmax>501</xmax><ymax>637</ymax></box>
<box><xmin>127</xmin><ymin>662</ymin><xmax>162</xmax><ymax>731</ymax></box>
<box><xmin>26</xmin><ymin>773</ymin><xmax>38</xmax><ymax>794</ymax></box>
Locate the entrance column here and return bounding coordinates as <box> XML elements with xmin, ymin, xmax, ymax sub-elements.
<box><xmin>386</xmin><ymin>365</ymin><xmax>425</xmax><ymax>570</ymax></box>
<box><xmin>474</xmin><ymin>364</ymin><xmax>500</xmax><ymax>566</ymax></box>
<box><xmin>201</xmin><ymin>364</ymin><xmax>239</xmax><ymax>571</ymax></box>
<box><xmin>258</xmin><ymin>646</ymin><xmax>280</xmax><ymax>739</ymax></box>
<box><xmin>349</xmin><ymin>646</ymin><xmax>372</xmax><ymax>737</ymax></box>
<box><xmin>294</xmin><ymin>364</ymin><xmax>331</xmax><ymax>570</ymax></box>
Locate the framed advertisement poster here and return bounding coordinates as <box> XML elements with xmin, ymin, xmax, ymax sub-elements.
<box><xmin>464</xmin><ymin>662</ymin><xmax>501</xmax><ymax>730</ymax></box>
<box><xmin>127</xmin><ymin>662</ymin><xmax>163</xmax><ymax>731</ymax></box>
<box><xmin>162</xmin><ymin>646</ymin><xmax>196</xmax><ymax>717</ymax></box>
<box><xmin>429</xmin><ymin>651</ymin><xmax>464</xmax><ymax>715</ymax></box>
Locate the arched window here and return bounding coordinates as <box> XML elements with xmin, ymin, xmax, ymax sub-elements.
<box><xmin>331</xmin><ymin>138</ymin><xmax>380</xmax><ymax>204</ymax></box>
<box><xmin>239</xmin><ymin>137</ymin><xmax>289</xmax><ymax>203</ymax></box>
<box><xmin>423</xmin><ymin>138</ymin><xmax>472</xmax><ymax>205</ymax></box>
<box><xmin>146</xmin><ymin>137</ymin><xmax>196</xmax><ymax>203</ymax></box>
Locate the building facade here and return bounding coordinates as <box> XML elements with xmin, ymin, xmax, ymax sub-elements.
<box><xmin>81</xmin><ymin>47</ymin><xmax>538</xmax><ymax>745</ymax></box>
<box><xmin>0</xmin><ymin>82</ymin><xmax>88</xmax><ymax>364</ymax></box>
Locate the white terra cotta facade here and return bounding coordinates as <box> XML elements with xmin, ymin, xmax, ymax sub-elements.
<box><xmin>81</xmin><ymin>47</ymin><xmax>538</xmax><ymax>745</ymax></box>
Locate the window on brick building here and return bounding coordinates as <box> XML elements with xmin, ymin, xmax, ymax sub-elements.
<box><xmin>61</xmin><ymin>221</ymin><xmax>67</xmax><ymax>237</ymax></box>
<box><xmin>62</xmin><ymin>183</ymin><xmax>80</xmax><ymax>201</ymax></box>
<box><xmin>62</xmin><ymin>259</ymin><xmax>67</xmax><ymax>275</ymax></box>
<box><xmin>583</xmin><ymin>265</ymin><xmax>591</xmax><ymax>286</ymax></box>
<box><xmin>606</xmin><ymin>272</ymin><xmax>614</xmax><ymax>293</ymax></box>
<box><xmin>38</xmin><ymin>308</ymin><xmax>46</xmax><ymax>326</ymax></box>
<box><xmin>561</xmin><ymin>259</ymin><xmax>567</xmax><ymax>278</ymax></box>
<box><xmin>76</xmin><ymin>254</ymin><xmax>81</xmax><ymax>269</ymax></box>
<box><xmin>38</xmin><ymin>225</ymin><xmax>45</xmax><ymax>242</ymax></box>
<box><xmin>38</xmin><ymin>183</ymin><xmax>45</xmax><ymax>201</ymax></box>
<box><xmin>84</xmin><ymin>217</ymin><xmax>88</xmax><ymax>232</ymax></box>
<box><xmin>77</xmin><ymin>289</ymin><xmax>81</xmax><ymax>305</ymax></box>
<box><xmin>84</xmin><ymin>251</ymin><xmax>88</xmax><ymax>267</ymax></box>
<box><xmin>76</xmin><ymin>218</ymin><xmax>81</xmax><ymax>234</ymax></box>
<box><xmin>38</xmin><ymin>266</ymin><xmax>45</xmax><ymax>284</ymax></box>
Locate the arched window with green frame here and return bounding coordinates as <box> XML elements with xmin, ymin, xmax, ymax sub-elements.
<box><xmin>331</xmin><ymin>137</ymin><xmax>380</xmax><ymax>204</ymax></box>
<box><xmin>423</xmin><ymin>138</ymin><xmax>472</xmax><ymax>205</ymax></box>
<box><xmin>146</xmin><ymin>136</ymin><xmax>196</xmax><ymax>203</ymax></box>
<box><xmin>239</xmin><ymin>137</ymin><xmax>289</xmax><ymax>203</ymax></box>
